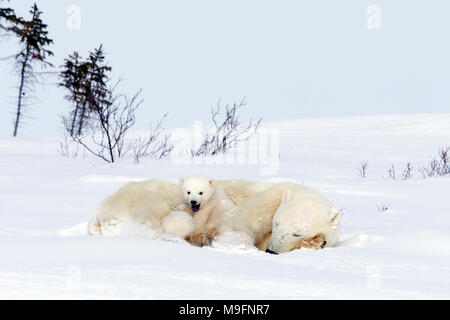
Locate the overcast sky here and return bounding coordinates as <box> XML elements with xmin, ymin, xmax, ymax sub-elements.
<box><xmin>1</xmin><ymin>0</ymin><xmax>449</xmax><ymax>137</ymax></box>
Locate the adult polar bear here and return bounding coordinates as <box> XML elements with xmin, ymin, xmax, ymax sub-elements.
<box><xmin>88</xmin><ymin>179</ymin><xmax>341</xmax><ymax>254</ymax></box>
<box><xmin>187</xmin><ymin>182</ymin><xmax>341</xmax><ymax>254</ymax></box>
<box><xmin>87</xmin><ymin>180</ymin><xmax>184</xmax><ymax>235</ymax></box>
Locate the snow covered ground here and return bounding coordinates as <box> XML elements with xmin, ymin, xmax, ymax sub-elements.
<box><xmin>1</xmin><ymin>114</ymin><xmax>449</xmax><ymax>299</ymax></box>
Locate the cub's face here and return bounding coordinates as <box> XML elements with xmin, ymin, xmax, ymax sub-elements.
<box><xmin>180</xmin><ymin>177</ymin><xmax>215</xmax><ymax>213</ymax></box>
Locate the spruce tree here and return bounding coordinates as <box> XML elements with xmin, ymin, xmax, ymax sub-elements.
<box><xmin>8</xmin><ymin>3</ymin><xmax>53</xmax><ymax>136</ymax></box>
<box><xmin>59</xmin><ymin>52</ymin><xmax>88</xmax><ymax>137</ymax></box>
<box><xmin>59</xmin><ymin>45</ymin><xmax>111</xmax><ymax>137</ymax></box>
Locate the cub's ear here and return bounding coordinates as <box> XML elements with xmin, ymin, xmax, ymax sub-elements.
<box><xmin>179</xmin><ymin>177</ymin><xmax>184</xmax><ymax>184</ymax></box>
<box><xmin>209</xmin><ymin>179</ymin><xmax>214</xmax><ymax>186</ymax></box>
<box><xmin>282</xmin><ymin>189</ymin><xmax>293</xmax><ymax>203</ymax></box>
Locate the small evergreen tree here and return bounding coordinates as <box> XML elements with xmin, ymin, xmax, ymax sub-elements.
<box><xmin>82</xmin><ymin>45</ymin><xmax>111</xmax><ymax>125</ymax></box>
<box><xmin>59</xmin><ymin>46</ymin><xmax>111</xmax><ymax>137</ymax></box>
<box><xmin>59</xmin><ymin>45</ymin><xmax>173</xmax><ymax>163</ymax></box>
<box><xmin>8</xmin><ymin>3</ymin><xmax>53</xmax><ymax>136</ymax></box>
<box><xmin>59</xmin><ymin>52</ymin><xmax>89</xmax><ymax>137</ymax></box>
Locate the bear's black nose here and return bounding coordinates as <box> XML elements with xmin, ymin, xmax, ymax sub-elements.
<box><xmin>191</xmin><ymin>200</ymin><xmax>197</xmax><ymax>205</ymax></box>
<box><xmin>265</xmin><ymin>248</ymin><xmax>278</xmax><ymax>255</ymax></box>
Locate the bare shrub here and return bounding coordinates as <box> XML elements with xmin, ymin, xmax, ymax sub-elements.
<box><xmin>419</xmin><ymin>159</ymin><xmax>438</xmax><ymax>178</ymax></box>
<box><xmin>419</xmin><ymin>146</ymin><xmax>450</xmax><ymax>178</ymax></box>
<box><xmin>377</xmin><ymin>203</ymin><xmax>390</xmax><ymax>214</ymax></box>
<box><xmin>388</xmin><ymin>164</ymin><xmax>396</xmax><ymax>180</ymax></box>
<box><xmin>191</xmin><ymin>97</ymin><xmax>262</xmax><ymax>156</ymax></box>
<box><xmin>438</xmin><ymin>147</ymin><xmax>450</xmax><ymax>175</ymax></box>
<box><xmin>129</xmin><ymin>117</ymin><xmax>174</xmax><ymax>163</ymax></box>
<box><xmin>58</xmin><ymin>132</ymin><xmax>78</xmax><ymax>158</ymax></box>
<box><xmin>402</xmin><ymin>162</ymin><xmax>413</xmax><ymax>180</ymax></box>
<box><xmin>61</xmin><ymin>79</ymin><xmax>173</xmax><ymax>163</ymax></box>
<box><xmin>69</xmin><ymin>83</ymin><xmax>154</xmax><ymax>163</ymax></box>
<box><xmin>357</xmin><ymin>161</ymin><xmax>369</xmax><ymax>178</ymax></box>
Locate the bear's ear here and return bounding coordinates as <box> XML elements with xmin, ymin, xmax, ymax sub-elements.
<box><xmin>328</xmin><ymin>209</ymin><xmax>341</xmax><ymax>226</ymax></box>
<box><xmin>179</xmin><ymin>177</ymin><xmax>184</xmax><ymax>185</ymax></box>
<box><xmin>209</xmin><ymin>179</ymin><xmax>214</xmax><ymax>186</ymax></box>
<box><xmin>282</xmin><ymin>189</ymin><xmax>293</xmax><ymax>203</ymax></box>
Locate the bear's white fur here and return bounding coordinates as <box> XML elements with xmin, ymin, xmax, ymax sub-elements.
<box><xmin>179</xmin><ymin>176</ymin><xmax>235</xmax><ymax>229</ymax></box>
<box><xmin>214</xmin><ymin>180</ymin><xmax>274</xmax><ymax>205</ymax></box>
<box><xmin>189</xmin><ymin>182</ymin><xmax>341</xmax><ymax>253</ymax></box>
<box><xmin>87</xmin><ymin>177</ymin><xmax>238</xmax><ymax>237</ymax></box>
<box><xmin>161</xmin><ymin>211</ymin><xmax>195</xmax><ymax>238</ymax></box>
<box><xmin>160</xmin><ymin>177</ymin><xmax>235</xmax><ymax>238</ymax></box>
<box><xmin>266</xmin><ymin>187</ymin><xmax>341</xmax><ymax>253</ymax></box>
<box><xmin>87</xmin><ymin>179</ymin><xmax>186</xmax><ymax>235</ymax></box>
<box><xmin>88</xmin><ymin>179</ymin><xmax>340</xmax><ymax>254</ymax></box>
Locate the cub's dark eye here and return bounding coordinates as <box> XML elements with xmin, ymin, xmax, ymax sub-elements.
<box><xmin>199</xmin><ymin>192</ymin><xmax>203</xmax><ymax>195</ymax></box>
<box><xmin>187</xmin><ymin>191</ymin><xmax>191</xmax><ymax>195</ymax></box>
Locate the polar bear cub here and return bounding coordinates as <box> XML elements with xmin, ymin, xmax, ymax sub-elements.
<box><xmin>162</xmin><ymin>177</ymin><xmax>234</xmax><ymax>238</ymax></box>
<box><xmin>180</xmin><ymin>176</ymin><xmax>235</xmax><ymax>229</ymax></box>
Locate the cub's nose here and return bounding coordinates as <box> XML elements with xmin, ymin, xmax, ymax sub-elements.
<box><xmin>265</xmin><ymin>248</ymin><xmax>278</xmax><ymax>255</ymax></box>
<box><xmin>190</xmin><ymin>200</ymin><xmax>197</xmax><ymax>205</ymax></box>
